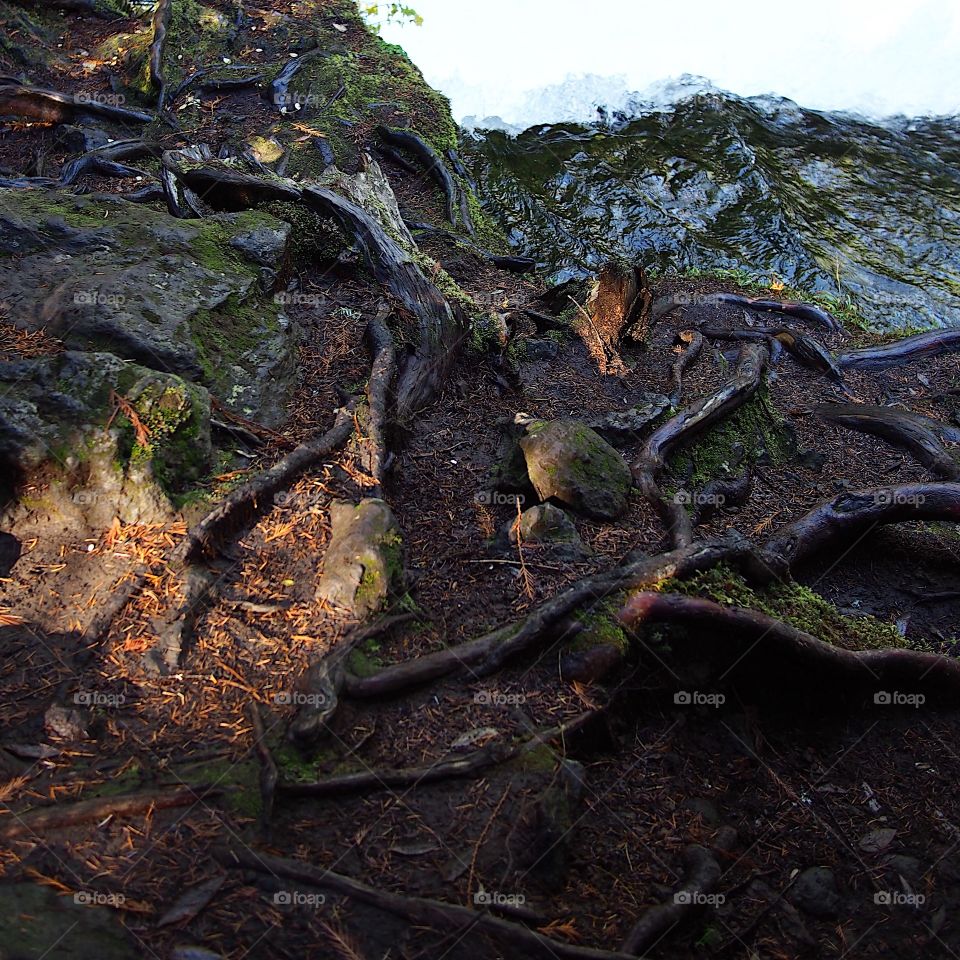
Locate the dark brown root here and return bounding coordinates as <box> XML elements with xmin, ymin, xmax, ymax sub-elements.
<box><xmin>0</xmin><ymin>83</ymin><xmax>154</xmax><ymax>125</ymax></box>
<box><xmin>216</xmin><ymin>846</ymin><xmax>637</xmax><ymax>960</ymax></box>
<box><xmin>632</xmin><ymin>343</ymin><xmax>769</xmax><ymax>548</ymax></box>
<box><xmin>618</xmin><ymin>591</ymin><xmax>960</xmax><ymax>704</ymax></box>
<box><xmin>149</xmin><ymin>0</ymin><xmax>172</xmax><ymax>111</ymax></box>
<box><xmin>0</xmin><ymin>785</ymin><xmax>223</xmax><ymax>839</ymax></box>
<box><xmin>817</xmin><ymin>403</ymin><xmax>960</xmax><ymax>480</ymax></box>
<box><xmin>59</xmin><ymin>139</ymin><xmax>159</xmax><ymax>186</ymax></box>
<box><xmin>344</xmin><ymin>536</ymin><xmax>780</xmax><ymax>697</ymax></box>
<box><xmin>668</xmin><ymin>329</ymin><xmax>703</xmax><ymax>404</ymax></box>
<box><xmin>246</xmin><ymin>702</ymin><xmax>278</xmax><ymax>837</ymax></box>
<box><xmin>361</xmin><ymin>302</ymin><xmax>397</xmax><ymax>495</ymax></box>
<box><xmin>838</xmin><ymin>328</ymin><xmax>960</xmax><ymax>370</ymax></box>
<box><xmin>762</xmin><ymin>482</ymin><xmax>960</xmax><ymax>569</ymax></box>
<box><xmin>710</xmin><ymin>293</ymin><xmax>844</xmax><ymax>333</ymax></box>
<box><xmin>172</xmin><ymin>164</ymin><xmax>303</xmax><ymax>210</ymax></box>
<box><xmin>621</xmin><ymin>826</ymin><xmax>737</xmax><ymax>955</ymax></box>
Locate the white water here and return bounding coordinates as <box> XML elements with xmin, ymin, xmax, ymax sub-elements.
<box><xmin>378</xmin><ymin>0</ymin><xmax>960</xmax><ymax>129</ymax></box>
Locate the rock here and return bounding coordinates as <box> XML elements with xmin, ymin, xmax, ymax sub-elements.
<box><xmin>524</xmin><ymin>337</ymin><xmax>560</xmax><ymax>361</ymax></box>
<box><xmin>0</xmin><ymin>190</ymin><xmax>297</xmax><ymax>425</ymax></box>
<box><xmin>44</xmin><ymin>702</ymin><xmax>88</xmax><ymax>741</ymax></box>
<box><xmin>788</xmin><ymin>866</ymin><xmax>841</xmax><ymax>919</ymax></box>
<box><xmin>0</xmin><ymin>882</ymin><xmax>138</xmax><ymax>959</ymax></box>
<box><xmin>884</xmin><ymin>855</ymin><xmax>923</xmax><ymax>882</ymax></box>
<box><xmin>499</xmin><ymin>503</ymin><xmax>590</xmax><ymax>558</ymax></box>
<box><xmin>316</xmin><ymin>499</ymin><xmax>403</xmax><ymax>618</ymax></box>
<box><xmin>0</xmin><ymin>531</ymin><xmax>20</xmax><ymax>576</ymax></box>
<box><xmin>586</xmin><ymin>393</ymin><xmax>671</xmax><ymax>443</ymax></box>
<box><xmin>0</xmin><ymin>351</ymin><xmax>212</xmax><ymax>522</ymax></box>
<box><xmin>519</xmin><ymin>419</ymin><xmax>631</xmax><ymax>520</ymax></box>
<box><xmin>684</xmin><ymin>796</ymin><xmax>722</xmax><ymax>826</ymax></box>
<box><xmin>229</xmin><ymin>220</ymin><xmax>292</xmax><ymax>291</ymax></box>
<box><xmin>523</xmin><ymin>757</ymin><xmax>586</xmax><ymax>889</ymax></box>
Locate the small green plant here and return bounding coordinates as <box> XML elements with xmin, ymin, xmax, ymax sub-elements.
<box><xmin>359</xmin><ymin>3</ymin><xmax>424</xmax><ymax>31</ymax></box>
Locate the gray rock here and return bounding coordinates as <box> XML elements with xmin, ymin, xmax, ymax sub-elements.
<box><xmin>587</xmin><ymin>393</ymin><xmax>671</xmax><ymax>443</ymax></box>
<box><xmin>684</xmin><ymin>796</ymin><xmax>722</xmax><ymax>826</ymax></box>
<box><xmin>316</xmin><ymin>499</ymin><xmax>403</xmax><ymax>618</ymax></box>
<box><xmin>229</xmin><ymin>221</ymin><xmax>292</xmax><ymax>291</ymax></box>
<box><xmin>0</xmin><ymin>190</ymin><xmax>297</xmax><ymax>425</ymax></box>
<box><xmin>0</xmin><ymin>882</ymin><xmax>138</xmax><ymax>959</ymax></box>
<box><xmin>519</xmin><ymin>419</ymin><xmax>632</xmax><ymax>520</ymax></box>
<box><xmin>44</xmin><ymin>702</ymin><xmax>88</xmax><ymax>741</ymax></box>
<box><xmin>524</xmin><ymin>337</ymin><xmax>560</xmax><ymax>361</ymax></box>
<box><xmin>789</xmin><ymin>866</ymin><xmax>841</xmax><ymax>919</ymax></box>
<box><xmin>884</xmin><ymin>855</ymin><xmax>923</xmax><ymax>882</ymax></box>
<box><xmin>500</xmin><ymin>503</ymin><xmax>590</xmax><ymax>557</ymax></box>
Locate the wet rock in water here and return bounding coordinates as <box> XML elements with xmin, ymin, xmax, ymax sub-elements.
<box><xmin>0</xmin><ymin>190</ymin><xmax>297</xmax><ymax>426</ymax></box>
<box><xmin>586</xmin><ymin>393</ymin><xmax>672</xmax><ymax>444</ymax></box>
<box><xmin>0</xmin><ymin>882</ymin><xmax>138</xmax><ymax>959</ymax></box>
<box><xmin>788</xmin><ymin>866</ymin><xmax>841</xmax><ymax>919</ymax></box>
<box><xmin>316</xmin><ymin>499</ymin><xmax>403</xmax><ymax>618</ymax></box>
<box><xmin>519</xmin><ymin>419</ymin><xmax>632</xmax><ymax>520</ymax></box>
<box><xmin>499</xmin><ymin>503</ymin><xmax>590</xmax><ymax>558</ymax></box>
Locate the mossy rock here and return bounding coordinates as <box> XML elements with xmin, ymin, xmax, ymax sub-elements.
<box><xmin>520</xmin><ymin>419</ymin><xmax>632</xmax><ymax>520</ymax></box>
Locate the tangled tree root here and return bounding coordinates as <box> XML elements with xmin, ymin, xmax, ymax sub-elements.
<box><xmin>632</xmin><ymin>343</ymin><xmax>769</xmax><ymax>548</ymax></box>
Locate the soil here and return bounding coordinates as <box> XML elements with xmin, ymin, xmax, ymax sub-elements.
<box><xmin>2</xmin><ymin>3</ymin><xmax>960</xmax><ymax>960</ymax></box>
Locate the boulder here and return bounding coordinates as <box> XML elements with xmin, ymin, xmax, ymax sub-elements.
<box><xmin>316</xmin><ymin>499</ymin><xmax>403</xmax><ymax>618</ymax></box>
<box><xmin>519</xmin><ymin>419</ymin><xmax>632</xmax><ymax>520</ymax></box>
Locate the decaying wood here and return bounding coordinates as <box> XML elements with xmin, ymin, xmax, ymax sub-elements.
<box><xmin>0</xmin><ymin>785</ymin><xmax>223</xmax><ymax>839</ymax></box>
<box><xmin>618</xmin><ymin>591</ymin><xmax>960</xmax><ymax>704</ymax></box>
<box><xmin>632</xmin><ymin>343</ymin><xmax>769</xmax><ymax>548</ymax></box>
<box><xmin>838</xmin><ymin>328</ymin><xmax>960</xmax><ymax>370</ymax></box>
<box><xmin>621</xmin><ymin>826</ymin><xmax>737</xmax><ymax>954</ymax></box>
<box><xmin>762</xmin><ymin>482</ymin><xmax>960</xmax><ymax>569</ymax></box>
<box><xmin>817</xmin><ymin>403</ymin><xmax>960</xmax><ymax>480</ymax></box>
<box><xmin>217</xmin><ymin>846</ymin><xmax>637</xmax><ymax>960</ymax></box>
<box><xmin>574</xmin><ymin>261</ymin><xmax>645</xmax><ymax>375</ymax></box>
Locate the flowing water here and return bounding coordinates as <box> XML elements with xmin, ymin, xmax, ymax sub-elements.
<box><xmin>462</xmin><ymin>90</ymin><xmax>960</xmax><ymax>331</ymax></box>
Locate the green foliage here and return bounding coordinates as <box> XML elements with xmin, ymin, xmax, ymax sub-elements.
<box><xmin>359</xmin><ymin>3</ymin><xmax>424</xmax><ymax>31</ymax></box>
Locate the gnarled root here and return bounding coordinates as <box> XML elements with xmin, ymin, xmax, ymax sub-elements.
<box><xmin>838</xmin><ymin>328</ymin><xmax>960</xmax><ymax>370</ymax></box>
<box><xmin>632</xmin><ymin>343</ymin><xmax>769</xmax><ymax>548</ymax></box>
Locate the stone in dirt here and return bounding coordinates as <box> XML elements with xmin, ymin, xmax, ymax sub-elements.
<box><xmin>316</xmin><ymin>498</ymin><xmax>403</xmax><ymax>618</ymax></box>
<box><xmin>789</xmin><ymin>866</ymin><xmax>841</xmax><ymax>919</ymax></box>
<box><xmin>499</xmin><ymin>502</ymin><xmax>591</xmax><ymax>558</ymax></box>
<box><xmin>519</xmin><ymin>419</ymin><xmax>632</xmax><ymax>520</ymax></box>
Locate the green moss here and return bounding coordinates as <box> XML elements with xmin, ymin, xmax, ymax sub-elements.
<box><xmin>179</xmin><ymin>757</ymin><xmax>262</xmax><ymax>819</ymax></box>
<box><xmin>570</xmin><ymin>596</ymin><xmax>631</xmax><ymax>653</ymax></box>
<box><xmin>659</xmin><ymin>564</ymin><xmax>910</xmax><ymax>651</ymax></box>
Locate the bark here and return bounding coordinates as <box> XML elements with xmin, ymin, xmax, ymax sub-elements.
<box><xmin>838</xmin><ymin>328</ymin><xmax>960</xmax><ymax>370</ymax></box>
<box><xmin>0</xmin><ymin>82</ymin><xmax>154</xmax><ymax>124</ymax></box>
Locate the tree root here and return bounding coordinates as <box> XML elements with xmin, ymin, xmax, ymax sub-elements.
<box><xmin>817</xmin><ymin>403</ymin><xmax>960</xmax><ymax>481</ymax></box>
<box><xmin>709</xmin><ymin>293</ymin><xmax>844</xmax><ymax>334</ymax></box>
<box><xmin>149</xmin><ymin>0</ymin><xmax>172</xmax><ymax>111</ymax></box>
<box><xmin>377</xmin><ymin>125</ymin><xmax>463</xmax><ymax>230</ymax></box>
<box><xmin>0</xmin><ymin>82</ymin><xmax>153</xmax><ymax>125</ymax></box>
<box><xmin>343</xmin><ymin>536</ymin><xmax>780</xmax><ymax>697</ymax></box>
<box><xmin>269</xmin><ymin>50</ymin><xmax>321</xmax><ymax>114</ymax></box>
<box><xmin>632</xmin><ymin>343</ymin><xmax>769</xmax><ymax>548</ymax></box>
<box><xmin>0</xmin><ymin>785</ymin><xmax>223</xmax><ymax>839</ymax></box>
<box><xmin>621</xmin><ymin>826</ymin><xmax>737</xmax><ymax>955</ymax></box>
<box><xmin>838</xmin><ymin>328</ymin><xmax>960</xmax><ymax>370</ymax></box>
<box><xmin>668</xmin><ymin>329</ymin><xmax>703</xmax><ymax>404</ymax></box>
<box><xmin>762</xmin><ymin>482</ymin><xmax>960</xmax><ymax>569</ymax></box>
<box><xmin>246</xmin><ymin>702</ymin><xmax>277</xmax><ymax>837</ymax></box>
<box><xmin>361</xmin><ymin>302</ymin><xmax>396</xmax><ymax>495</ymax></box>
<box><xmin>618</xmin><ymin>591</ymin><xmax>960</xmax><ymax>704</ymax></box>
<box><xmin>174</xmin><ymin>405</ymin><xmax>354</xmax><ymax>566</ymax></box>
<box><xmin>303</xmin><ymin>167</ymin><xmax>467</xmax><ymax>420</ymax></box>
<box><xmin>407</xmin><ymin>220</ymin><xmax>536</xmax><ymax>272</ymax></box>
<box><xmin>216</xmin><ymin>846</ymin><xmax>637</xmax><ymax>960</ymax></box>
<box><xmin>59</xmin><ymin>138</ymin><xmax>159</xmax><ymax>186</ymax></box>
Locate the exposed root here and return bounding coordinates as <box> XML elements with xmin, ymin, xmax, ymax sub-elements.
<box><xmin>0</xmin><ymin>785</ymin><xmax>223</xmax><ymax>840</ymax></box>
<box><xmin>838</xmin><ymin>328</ymin><xmax>960</xmax><ymax>370</ymax></box>
<box><xmin>817</xmin><ymin>403</ymin><xmax>960</xmax><ymax>481</ymax></box>
<box><xmin>361</xmin><ymin>302</ymin><xmax>397</xmax><ymax>496</ymax></box>
<box><xmin>0</xmin><ymin>83</ymin><xmax>154</xmax><ymax>125</ymax></box>
<box><xmin>618</xmin><ymin>591</ymin><xmax>960</xmax><ymax>704</ymax></box>
<box><xmin>149</xmin><ymin>0</ymin><xmax>172</xmax><ymax>111</ymax></box>
<box><xmin>668</xmin><ymin>329</ymin><xmax>703</xmax><ymax>404</ymax></box>
<box><xmin>632</xmin><ymin>343</ymin><xmax>769</xmax><ymax>548</ymax></box>
<box><xmin>246</xmin><ymin>702</ymin><xmax>278</xmax><ymax>837</ymax></box>
<box><xmin>762</xmin><ymin>482</ymin><xmax>960</xmax><ymax>569</ymax></box>
<box><xmin>621</xmin><ymin>826</ymin><xmax>737</xmax><ymax>955</ymax></box>
<box><xmin>709</xmin><ymin>293</ymin><xmax>844</xmax><ymax>334</ymax></box>
<box><xmin>217</xmin><ymin>846</ymin><xmax>637</xmax><ymax>960</ymax></box>
<box><xmin>59</xmin><ymin>138</ymin><xmax>159</xmax><ymax>186</ymax></box>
